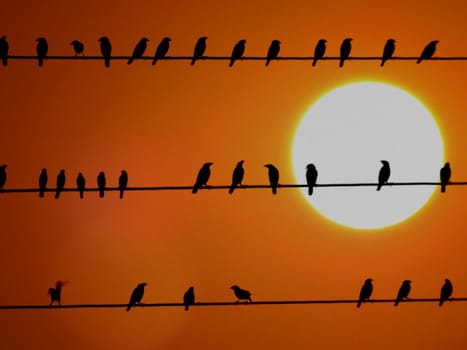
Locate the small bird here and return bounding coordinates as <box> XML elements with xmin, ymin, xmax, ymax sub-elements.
<box><xmin>312</xmin><ymin>39</ymin><xmax>327</xmax><ymax>67</ymax></box>
<box><xmin>265</xmin><ymin>40</ymin><xmax>280</xmax><ymax>66</ymax></box>
<box><xmin>264</xmin><ymin>164</ymin><xmax>279</xmax><ymax>195</ymax></box>
<box><xmin>394</xmin><ymin>280</ymin><xmax>411</xmax><ymax>306</ymax></box>
<box><xmin>381</xmin><ymin>39</ymin><xmax>396</xmax><ymax>67</ymax></box>
<box><xmin>128</xmin><ymin>37</ymin><xmax>149</xmax><ymax>64</ymax></box>
<box><xmin>127</xmin><ymin>282</ymin><xmax>147</xmax><ymax>311</ymax></box>
<box><xmin>76</xmin><ymin>172</ymin><xmax>86</xmax><ymax>199</ymax></box>
<box><xmin>191</xmin><ymin>36</ymin><xmax>207</xmax><ymax>66</ymax></box>
<box><xmin>306</xmin><ymin>163</ymin><xmax>318</xmax><ymax>196</ymax></box>
<box><xmin>183</xmin><ymin>286</ymin><xmax>195</xmax><ymax>311</ymax></box>
<box><xmin>99</xmin><ymin>37</ymin><xmax>112</xmax><ymax>68</ymax></box>
<box><xmin>97</xmin><ymin>171</ymin><xmax>106</xmax><ymax>198</ymax></box>
<box><xmin>440</xmin><ymin>162</ymin><xmax>451</xmax><ymax>193</ymax></box>
<box><xmin>119</xmin><ymin>170</ymin><xmax>128</xmax><ymax>199</ymax></box>
<box><xmin>152</xmin><ymin>37</ymin><xmax>171</xmax><ymax>66</ymax></box>
<box><xmin>36</xmin><ymin>37</ymin><xmax>48</xmax><ymax>67</ymax></box>
<box><xmin>417</xmin><ymin>40</ymin><xmax>439</xmax><ymax>64</ymax></box>
<box><xmin>230</xmin><ymin>285</ymin><xmax>252</xmax><ymax>302</ymax></box>
<box><xmin>0</xmin><ymin>164</ymin><xmax>7</xmax><ymax>189</ymax></box>
<box><xmin>192</xmin><ymin>162</ymin><xmax>213</xmax><ymax>194</ymax></box>
<box><xmin>357</xmin><ymin>278</ymin><xmax>373</xmax><ymax>308</ymax></box>
<box><xmin>55</xmin><ymin>169</ymin><xmax>66</xmax><ymax>199</ymax></box>
<box><xmin>70</xmin><ymin>40</ymin><xmax>84</xmax><ymax>56</ymax></box>
<box><xmin>39</xmin><ymin>168</ymin><xmax>48</xmax><ymax>198</ymax></box>
<box><xmin>229</xmin><ymin>40</ymin><xmax>246</xmax><ymax>67</ymax></box>
<box><xmin>48</xmin><ymin>281</ymin><xmax>68</xmax><ymax>306</ymax></box>
<box><xmin>0</xmin><ymin>36</ymin><xmax>9</xmax><ymax>66</ymax></box>
<box><xmin>439</xmin><ymin>279</ymin><xmax>453</xmax><ymax>307</ymax></box>
<box><xmin>229</xmin><ymin>160</ymin><xmax>244</xmax><ymax>194</ymax></box>
<box><xmin>377</xmin><ymin>160</ymin><xmax>390</xmax><ymax>191</ymax></box>
<box><xmin>339</xmin><ymin>38</ymin><xmax>352</xmax><ymax>67</ymax></box>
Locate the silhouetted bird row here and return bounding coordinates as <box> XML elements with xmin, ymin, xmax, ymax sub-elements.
<box><xmin>0</xmin><ymin>36</ymin><xmax>440</xmax><ymax>67</ymax></box>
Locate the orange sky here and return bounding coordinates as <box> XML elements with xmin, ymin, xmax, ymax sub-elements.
<box><xmin>1</xmin><ymin>1</ymin><xmax>467</xmax><ymax>349</ymax></box>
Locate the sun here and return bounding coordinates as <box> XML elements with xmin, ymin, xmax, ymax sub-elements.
<box><xmin>291</xmin><ymin>82</ymin><xmax>444</xmax><ymax>230</ymax></box>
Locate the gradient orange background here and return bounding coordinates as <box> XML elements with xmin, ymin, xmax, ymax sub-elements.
<box><xmin>1</xmin><ymin>1</ymin><xmax>467</xmax><ymax>349</ymax></box>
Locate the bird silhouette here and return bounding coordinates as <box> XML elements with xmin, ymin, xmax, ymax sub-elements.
<box><xmin>76</xmin><ymin>172</ymin><xmax>86</xmax><ymax>199</ymax></box>
<box><xmin>306</xmin><ymin>163</ymin><xmax>318</xmax><ymax>196</ymax></box>
<box><xmin>70</xmin><ymin>40</ymin><xmax>84</xmax><ymax>56</ymax></box>
<box><xmin>128</xmin><ymin>38</ymin><xmax>149</xmax><ymax>64</ymax></box>
<box><xmin>192</xmin><ymin>162</ymin><xmax>213</xmax><ymax>194</ymax></box>
<box><xmin>36</xmin><ymin>37</ymin><xmax>48</xmax><ymax>67</ymax></box>
<box><xmin>39</xmin><ymin>168</ymin><xmax>48</xmax><ymax>198</ymax></box>
<box><xmin>0</xmin><ymin>164</ymin><xmax>6</xmax><ymax>189</ymax></box>
<box><xmin>229</xmin><ymin>40</ymin><xmax>246</xmax><ymax>67</ymax></box>
<box><xmin>312</xmin><ymin>39</ymin><xmax>326</xmax><ymax>67</ymax></box>
<box><xmin>265</xmin><ymin>40</ymin><xmax>280</xmax><ymax>66</ymax></box>
<box><xmin>440</xmin><ymin>162</ymin><xmax>451</xmax><ymax>193</ymax></box>
<box><xmin>99</xmin><ymin>37</ymin><xmax>112</xmax><ymax>68</ymax></box>
<box><xmin>183</xmin><ymin>286</ymin><xmax>195</xmax><ymax>311</ymax></box>
<box><xmin>152</xmin><ymin>37</ymin><xmax>171</xmax><ymax>66</ymax></box>
<box><xmin>119</xmin><ymin>170</ymin><xmax>128</xmax><ymax>199</ymax></box>
<box><xmin>357</xmin><ymin>278</ymin><xmax>373</xmax><ymax>308</ymax></box>
<box><xmin>381</xmin><ymin>39</ymin><xmax>396</xmax><ymax>67</ymax></box>
<box><xmin>127</xmin><ymin>282</ymin><xmax>147</xmax><ymax>311</ymax></box>
<box><xmin>439</xmin><ymin>279</ymin><xmax>453</xmax><ymax>307</ymax></box>
<box><xmin>264</xmin><ymin>164</ymin><xmax>279</xmax><ymax>195</ymax></box>
<box><xmin>97</xmin><ymin>171</ymin><xmax>106</xmax><ymax>198</ymax></box>
<box><xmin>339</xmin><ymin>38</ymin><xmax>352</xmax><ymax>67</ymax></box>
<box><xmin>229</xmin><ymin>160</ymin><xmax>244</xmax><ymax>194</ymax></box>
<box><xmin>230</xmin><ymin>285</ymin><xmax>252</xmax><ymax>302</ymax></box>
<box><xmin>417</xmin><ymin>40</ymin><xmax>438</xmax><ymax>64</ymax></box>
<box><xmin>0</xmin><ymin>36</ymin><xmax>9</xmax><ymax>66</ymax></box>
<box><xmin>48</xmin><ymin>281</ymin><xmax>69</xmax><ymax>306</ymax></box>
<box><xmin>191</xmin><ymin>36</ymin><xmax>207</xmax><ymax>66</ymax></box>
<box><xmin>377</xmin><ymin>160</ymin><xmax>390</xmax><ymax>191</ymax></box>
<box><xmin>394</xmin><ymin>280</ymin><xmax>411</xmax><ymax>306</ymax></box>
<box><xmin>55</xmin><ymin>169</ymin><xmax>66</xmax><ymax>199</ymax></box>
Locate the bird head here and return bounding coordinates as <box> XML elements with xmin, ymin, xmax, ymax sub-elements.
<box><xmin>200</xmin><ymin>36</ymin><xmax>208</xmax><ymax>41</ymax></box>
<box><xmin>365</xmin><ymin>278</ymin><xmax>373</xmax><ymax>283</ymax></box>
<box><xmin>163</xmin><ymin>37</ymin><xmax>171</xmax><ymax>42</ymax></box>
<box><xmin>59</xmin><ymin>169</ymin><xmax>65</xmax><ymax>175</ymax></box>
<box><xmin>345</xmin><ymin>38</ymin><xmax>353</xmax><ymax>42</ymax></box>
<box><xmin>36</xmin><ymin>37</ymin><xmax>46</xmax><ymax>43</ymax></box>
<box><xmin>188</xmin><ymin>286</ymin><xmax>194</xmax><ymax>292</ymax></box>
<box><xmin>98</xmin><ymin>37</ymin><xmax>109</xmax><ymax>43</ymax></box>
<box><xmin>70</xmin><ymin>40</ymin><xmax>80</xmax><ymax>46</ymax></box>
<box><xmin>230</xmin><ymin>285</ymin><xmax>239</xmax><ymax>291</ymax></box>
<box><xmin>403</xmin><ymin>280</ymin><xmax>412</xmax><ymax>284</ymax></box>
<box><xmin>138</xmin><ymin>282</ymin><xmax>148</xmax><ymax>288</ymax></box>
<box><xmin>237</xmin><ymin>160</ymin><xmax>245</xmax><ymax>166</ymax></box>
<box><xmin>445</xmin><ymin>278</ymin><xmax>451</xmax><ymax>283</ymax></box>
<box><xmin>306</xmin><ymin>163</ymin><xmax>316</xmax><ymax>170</ymax></box>
<box><xmin>273</xmin><ymin>40</ymin><xmax>281</xmax><ymax>45</ymax></box>
<box><xmin>141</xmin><ymin>37</ymin><xmax>150</xmax><ymax>42</ymax></box>
<box><xmin>381</xmin><ymin>160</ymin><xmax>389</xmax><ymax>166</ymax></box>
<box><xmin>0</xmin><ymin>164</ymin><xmax>7</xmax><ymax>169</ymax></box>
<box><xmin>47</xmin><ymin>288</ymin><xmax>54</xmax><ymax>295</ymax></box>
<box><xmin>445</xmin><ymin>162</ymin><xmax>450</xmax><ymax>167</ymax></box>
<box><xmin>319</xmin><ymin>39</ymin><xmax>327</xmax><ymax>43</ymax></box>
<box><xmin>203</xmin><ymin>162</ymin><xmax>213</xmax><ymax>168</ymax></box>
<box><xmin>432</xmin><ymin>40</ymin><xmax>439</xmax><ymax>45</ymax></box>
<box><xmin>0</xmin><ymin>35</ymin><xmax>6</xmax><ymax>40</ymax></box>
<box><xmin>239</xmin><ymin>39</ymin><xmax>247</xmax><ymax>44</ymax></box>
<box><xmin>121</xmin><ymin>170</ymin><xmax>127</xmax><ymax>175</ymax></box>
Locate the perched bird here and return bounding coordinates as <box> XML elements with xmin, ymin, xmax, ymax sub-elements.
<box><xmin>70</xmin><ymin>40</ymin><xmax>84</xmax><ymax>56</ymax></box>
<box><xmin>440</xmin><ymin>162</ymin><xmax>451</xmax><ymax>193</ymax></box>
<box><xmin>306</xmin><ymin>163</ymin><xmax>318</xmax><ymax>196</ymax></box>
<box><xmin>265</xmin><ymin>40</ymin><xmax>280</xmax><ymax>66</ymax></box>
<box><xmin>357</xmin><ymin>278</ymin><xmax>373</xmax><ymax>308</ymax></box>
<box><xmin>0</xmin><ymin>164</ymin><xmax>7</xmax><ymax>189</ymax></box>
<box><xmin>417</xmin><ymin>40</ymin><xmax>439</xmax><ymax>64</ymax></box>
<box><xmin>229</xmin><ymin>160</ymin><xmax>244</xmax><ymax>194</ymax></box>
<box><xmin>39</xmin><ymin>168</ymin><xmax>48</xmax><ymax>198</ymax></box>
<box><xmin>0</xmin><ymin>36</ymin><xmax>9</xmax><ymax>66</ymax></box>
<box><xmin>127</xmin><ymin>282</ymin><xmax>147</xmax><ymax>311</ymax></box>
<box><xmin>191</xmin><ymin>36</ymin><xmax>207</xmax><ymax>66</ymax></box>
<box><xmin>339</xmin><ymin>38</ymin><xmax>352</xmax><ymax>67</ymax></box>
<box><xmin>394</xmin><ymin>280</ymin><xmax>411</xmax><ymax>306</ymax></box>
<box><xmin>381</xmin><ymin>39</ymin><xmax>396</xmax><ymax>67</ymax></box>
<box><xmin>152</xmin><ymin>37</ymin><xmax>171</xmax><ymax>66</ymax></box>
<box><xmin>55</xmin><ymin>169</ymin><xmax>66</xmax><ymax>199</ymax></box>
<box><xmin>230</xmin><ymin>285</ymin><xmax>252</xmax><ymax>302</ymax></box>
<box><xmin>439</xmin><ymin>279</ymin><xmax>453</xmax><ymax>307</ymax></box>
<box><xmin>128</xmin><ymin>37</ymin><xmax>149</xmax><ymax>64</ymax></box>
<box><xmin>192</xmin><ymin>162</ymin><xmax>213</xmax><ymax>194</ymax></box>
<box><xmin>48</xmin><ymin>281</ymin><xmax>68</xmax><ymax>306</ymax></box>
<box><xmin>183</xmin><ymin>286</ymin><xmax>195</xmax><ymax>311</ymax></box>
<box><xmin>229</xmin><ymin>39</ymin><xmax>246</xmax><ymax>67</ymax></box>
<box><xmin>377</xmin><ymin>160</ymin><xmax>390</xmax><ymax>191</ymax></box>
<box><xmin>312</xmin><ymin>39</ymin><xmax>326</xmax><ymax>67</ymax></box>
<box><xmin>76</xmin><ymin>172</ymin><xmax>86</xmax><ymax>199</ymax></box>
<box><xmin>36</xmin><ymin>37</ymin><xmax>48</xmax><ymax>67</ymax></box>
<box><xmin>264</xmin><ymin>164</ymin><xmax>279</xmax><ymax>195</ymax></box>
<box><xmin>119</xmin><ymin>170</ymin><xmax>128</xmax><ymax>199</ymax></box>
<box><xmin>99</xmin><ymin>36</ymin><xmax>112</xmax><ymax>68</ymax></box>
<box><xmin>97</xmin><ymin>171</ymin><xmax>106</xmax><ymax>198</ymax></box>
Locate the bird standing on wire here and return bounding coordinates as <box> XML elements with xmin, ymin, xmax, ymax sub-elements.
<box><xmin>417</xmin><ymin>40</ymin><xmax>439</xmax><ymax>64</ymax></box>
<box><xmin>99</xmin><ymin>37</ymin><xmax>112</xmax><ymax>68</ymax></box>
<box><xmin>119</xmin><ymin>170</ymin><xmax>128</xmax><ymax>199</ymax></box>
<box><xmin>440</xmin><ymin>162</ymin><xmax>451</xmax><ymax>193</ymax></box>
<box><xmin>192</xmin><ymin>162</ymin><xmax>213</xmax><ymax>194</ymax></box>
<box><xmin>55</xmin><ymin>169</ymin><xmax>66</xmax><ymax>199</ymax></box>
<box><xmin>357</xmin><ymin>278</ymin><xmax>373</xmax><ymax>308</ymax></box>
<box><xmin>48</xmin><ymin>281</ymin><xmax>69</xmax><ymax>306</ymax></box>
<box><xmin>306</xmin><ymin>163</ymin><xmax>318</xmax><ymax>196</ymax></box>
<box><xmin>0</xmin><ymin>164</ymin><xmax>7</xmax><ymax>190</ymax></box>
<box><xmin>394</xmin><ymin>280</ymin><xmax>411</xmax><ymax>306</ymax></box>
<box><xmin>229</xmin><ymin>160</ymin><xmax>244</xmax><ymax>194</ymax></box>
<box><xmin>339</xmin><ymin>38</ymin><xmax>352</xmax><ymax>67</ymax></box>
<box><xmin>36</xmin><ymin>37</ymin><xmax>48</xmax><ymax>67</ymax></box>
<box><xmin>191</xmin><ymin>36</ymin><xmax>207</xmax><ymax>66</ymax></box>
<box><xmin>76</xmin><ymin>172</ymin><xmax>86</xmax><ymax>199</ymax></box>
<box><xmin>230</xmin><ymin>285</ymin><xmax>252</xmax><ymax>302</ymax></box>
<box><xmin>0</xmin><ymin>36</ymin><xmax>9</xmax><ymax>66</ymax></box>
<box><xmin>128</xmin><ymin>37</ymin><xmax>149</xmax><ymax>64</ymax></box>
<box><xmin>39</xmin><ymin>168</ymin><xmax>48</xmax><ymax>198</ymax></box>
<box><xmin>183</xmin><ymin>286</ymin><xmax>195</xmax><ymax>311</ymax></box>
<box><xmin>439</xmin><ymin>279</ymin><xmax>453</xmax><ymax>307</ymax></box>
<box><xmin>229</xmin><ymin>40</ymin><xmax>246</xmax><ymax>67</ymax></box>
<box><xmin>264</xmin><ymin>164</ymin><xmax>279</xmax><ymax>195</ymax></box>
<box><xmin>152</xmin><ymin>37</ymin><xmax>171</xmax><ymax>66</ymax></box>
<box><xmin>70</xmin><ymin>40</ymin><xmax>84</xmax><ymax>56</ymax></box>
<box><xmin>312</xmin><ymin>39</ymin><xmax>326</xmax><ymax>67</ymax></box>
<box><xmin>381</xmin><ymin>39</ymin><xmax>396</xmax><ymax>67</ymax></box>
<box><xmin>127</xmin><ymin>282</ymin><xmax>147</xmax><ymax>311</ymax></box>
<box><xmin>265</xmin><ymin>40</ymin><xmax>280</xmax><ymax>66</ymax></box>
<box><xmin>377</xmin><ymin>160</ymin><xmax>390</xmax><ymax>191</ymax></box>
<box><xmin>97</xmin><ymin>171</ymin><xmax>106</xmax><ymax>198</ymax></box>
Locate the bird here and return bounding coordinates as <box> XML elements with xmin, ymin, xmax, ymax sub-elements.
<box><xmin>191</xmin><ymin>36</ymin><xmax>207</xmax><ymax>66</ymax></box>
<box><xmin>306</xmin><ymin>163</ymin><xmax>318</xmax><ymax>196</ymax></box>
<box><xmin>119</xmin><ymin>170</ymin><xmax>128</xmax><ymax>199</ymax></box>
<box><xmin>312</xmin><ymin>39</ymin><xmax>326</xmax><ymax>67</ymax></box>
<box><xmin>394</xmin><ymin>280</ymin><xmax>411</xmax><ymax>306</ymax></box>
<box><xmin>70</xmin><ymin>40</ymin><xmax>84</xmax><ymax>56</ymax></box>
<box><xmin>99</xmin><ymin>37</ymin><xmax>112</xmax><ymax>68</ymax></box>
<box><xmin>265</xmin><ymin>40</ymin><xmax>280</xmax><ymax>66</ymax></box>
<box><xmin>0</xmin><ymin>164</ymin><xmax>6</xmax><ymax>189</ymax></box>
<box><xmin>357</xmin><ymin>278</ymin><xmax>373</xmax><ymax>308</ymax></box>
<box><xmin>183</xmin><ymin>286</ymin><xmax>195</xmax><ymax>311</ymax></box>
<box><xmin>0</xmin><ymin>36</ymin><xmax>9</xmax><ymax>66</ymax></box>
<box><xmin>230</xmin><ymin>285</ymin><xmax>252</xmax><ymax>302</ymax></box>
<box><xmin>381</xmin><ymin>39</ymin><xmax>396</xmax><ymax>67</ymax></box>
<box><xmin>76</xmin><ymin>172</ymin><xmax>86</xmax><ymax>199</ymax></box>
<box><xmin>127</xmin><ymin>282</ymin><xmax>147</xmax><ymax>311</ymax></box>
<box><xmin>229</xmin><ymin>160</ymin><xmax>244</xmax><ymax>194</ymax></box>
<box><xmin>152</xmin><ymin>37</ymin><xmax>171</xmax><ymax>66</ymax></box>
<box><xmin>440</xmin><ymin>162</ymin><xmax>451</xmax><ymax>193</ymax></box>
<box><xmin>192</xmin><ymin>162</ymin><xmax>213</xmax><ymax>194</ymax></box>
<box><xmin>229</xmin><ymin>40</ymin><xmax>246</xmax><ymax>67</ymax></box>
<box><xmin>39</xmin><ymin>168</ymin><xmax>48</xmax><ymax>198</ymax></box>
<box><xmin>97</xmin><ymin>171</ymin><xmax>106</xmax><ymax>198</ymax></box>
<box><xmin>55</xmin><ymin>169</ymin><xmax>66</xmax><ymax>199</ymax></box>
<box><xmin>439</xmin><ymin>279</ymin><xmax>453</xmax><ymax>307</ymax></box>
<box><xmin>264</xmin><ymin>164</ymin><xmax>279</xmax><ymax>195</ymax></box>
<box><xmin>128</xmin><ymin>37</ymin><xmax>149</xmax><ymax>64</ymax></box>
<box><xmin>377</xmin><ymin>160</ymin><xmax>390</xmax><ymax>191</ymax></box>
<box><xmin>339</xmin><ymin>38</ymin><xmax>352</xmax><ymax>67</ymax></box>
<box><xmin>417</xmin><ymin>40</ymin><xmax>439</xmax><ymax>64</ymax></box>
<box><xmin>36</xmin><ymin>37</ymin><xmax>48</xmax><ymax>67</ymax></box>
<box><xmin>48</xmin><ymin>281</ymin><xmax>68</xmax><ymax>306</ymax></box>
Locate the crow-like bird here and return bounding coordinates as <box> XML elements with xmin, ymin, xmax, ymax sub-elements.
<box><xmin>127</xmin><ymin>282</ymin><xmax>147</xmax><ymax>311</ymax></box>
<box><xmin>55</xmin><ymin>169</ymin><xmax>66</xmax><ymax>199</ymax></box>
<box><xmin>97</xmin><ymin>171</ymin><xmax>106</xmax><ymax>198</ymax></box>
<box><xmin>128</xmin><ymin>37</ymin><xmax>149</xmax><ymax>64</ymax></box>
<box><xmin>377</xmin><ymin>160</ymin><xmax>390</xmax><ymax>191</ymax></box>
<box><xmin>99</xmin><ymin>36</ymin><xmax>112</xmax><ymax>68</ymax></box>
<box><xmin>70</xmin><ymin>40</ymin><xmax>84</xmax><ymax>56</ymax></box>
<box><xmin>357</xmin><ymin>278</ymin><xmax>373</xmax><ymax>308</ymax></box>
<box><xmin>48</xmin><ymin>280</ymin><xmax>69</xmax><ymax>306</ymax></box>
<box><xmin>0</xmin><ymin>36</ymin><xmax>9</xmax><ymax>66</ymax></box>
<box><xmin>183</xmin><ymin>286</ymin><xmax>195</xmax><ymax>311</ymax></box>
<box><xmin>264</xmin><ymin>164</ymin><xmax>279</xmax><ymax>195</ymax></box>
<box><xmin>36</xmin><ymin>37</ymin><xmax>48</xmax><ymax>67</ymax></box>
<box><xmin>192</xmin><ymin>162</ymin><xmax>213</xmax><ymax>194</ymax></box>
<box><xmin>0</xmin><ymin>164</ymin><xmax>6</xmax><ymax>189</ymax></box>
<box><xmin>265</xmin><ymin>40</ymin><xmax>280</xmax><ymax>66</ymax></box>
<box><xmin>439</xmin><ymin>279</ymin><xmax>453</xmax><ymax>307</ymax></box>
<box><xmin>339</xmin><ymin>38</ymin><xmax>352</xmax><ymax>67</ymax></box>
<box><xmin>229</xmin><ymin>160</ymin><xmax>244</xmax><ymax>194</ymax></box>
<box><xmin>312</xmin><ymin>39</ymin><xmax>326</xmax><ymax>67</ymax></box>
<box><xmin>39</xmin><ymin>168</ymin><xmax>48</xmax><ymax>198</ymax></box>
<box><xmin>417</xmin><ymin>40</ymin><xmax>438</xmax><ymax>64</ymax></box>
<box><xmin>119</xmin><ymin>170</ymin><xmax>128</xmax><ymax>199</ymax></box>
<box><xmin>381</xmin><ymin>39</ymin><xmax>396</xmax><ymax>67</ymax></box>
<box><xmin>76</xmin><ymin>172</ymin><xmax>86</xmax><ymax>199</ymax></box>
<box><xmin>191</xmin><ymin>36</ymin><xmax>207</xmax><ymax>66</ymax></box>
<box><xmin>440</xmin><ymin>162</ymin><xmax>451</xmax><ymax>193</ymax></box>
<box><xmin>306</xmin><ymin>163</ymin><xmax>318</xmax><ymax>196</ymax></box>
<box><xmin>230</xmin><ymin>285</ymin><xmax>252</xmax><ymax>302</ymax></box>
<box><xmin>229</xmin><ymin>40</ymin><xmax>246</xmax><ymax>67</ymax></box>
<box><xmin>394</xmin><ymin>280</ymin><xmax>411</xmax><ymax>306</ymax></box>
<box><xmin>152</xmin><ymin>37</ymin><xmax>171</xmax><ymax>66</ymax></box>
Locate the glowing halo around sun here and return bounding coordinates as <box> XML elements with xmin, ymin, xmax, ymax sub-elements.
<box><xmin>292</xmin><ymin>82</ymin><xmax>444</xmax><ymax>230</ymax></box>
